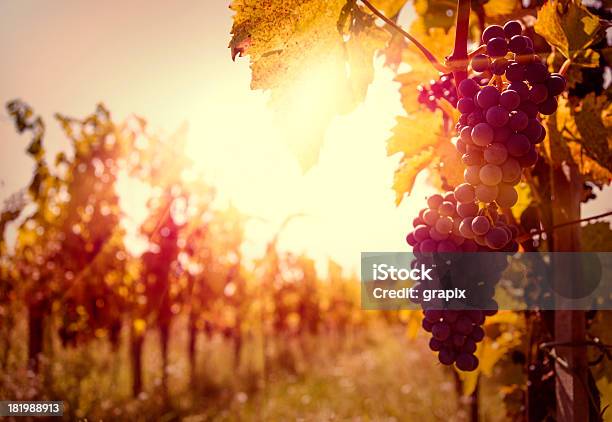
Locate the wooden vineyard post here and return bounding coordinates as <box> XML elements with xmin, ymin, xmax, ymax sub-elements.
<box><xmin>551</xmin><ymin>162</ymin><xmax>590</xmax><ymax>422</ymax></box>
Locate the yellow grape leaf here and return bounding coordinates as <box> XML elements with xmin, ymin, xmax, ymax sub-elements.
<box><xmin>413</xmin><ymin>0</ymin><xmax>457</xmax><ymax>31</ymax></box>
<box><xmin>482</xmin><ymin>0</ymin><xmax>519</xmax><ymax>18</ymax></box>
<box><xmin>403</xmin><ymin>310</ymin><xmax>423</xmax><ymax>339</ymax></box>
<box><xmin>369</xmin><ymin>0</ymin><xmax>408</xmax><ymax>17</ymax></box>
<box><xmin>511</xmin><ymin>181</ymin><xmax>532</xmax><ymax>220</ymax></box>
<box><xmin>534</xmin><ymin>0</ymin><xmax>601</xmax><ymax>60</ymax></box>
<box><xmin>229</xmin><ymin>0</ymin><xmax>390</xmax><ymax>170</ymax></box>
<box><xmin>387</xmin><ymin>112</ymin><xmax>441</xmax><ymax>157</ymax></box>
<box><xmin>552</xmin><ymin>94</ymin><xmax>612</xmax><ymax>183</ymax></box>
<box><xmin>393</xmin><ymin>149</ymin><xmax>434</xmax><ymax>205</ymax></box>
<box><xmin>407</xmin><ymin>20</ymin><xmax>456</xmax><ymax>63</ymax></box>
<box><xmin>431</xmin><ymin>137</ymin><xmax>464</xmax><ymax>190</ymax></box>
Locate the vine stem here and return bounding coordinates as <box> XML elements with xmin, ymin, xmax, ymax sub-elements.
<box><xmin>448</xmin><ymin>0</ymin><xmax>471</xmax><ymax>88</ymax></box>
<box><xmin>559</xmin><ymin>58</ymin><xmax>572</xmax><ymax>76</ymax></box>
<box><xmin>359</xmin><ymin>0</ymin><xmax>450</xmax><ymax>73</ymax></box>
<box><xmin>517</xmin><ymin>210</ymin><xmax>612</xmax><ymax>242</ymax></box>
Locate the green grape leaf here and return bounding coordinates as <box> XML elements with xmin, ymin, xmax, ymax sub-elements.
<box><xmin>534</xmin><ymin>0</ymin><xmax>602</xmax><ymax>61</ymax></box>
<box><xmin>229</xmin><ymin>0</ymin><xmax>391</xmax><ymax>170</ymax></box>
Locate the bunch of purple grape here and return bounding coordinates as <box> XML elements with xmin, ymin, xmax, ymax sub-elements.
<box><xmin>417</xmin><ymin>74</ymin><xmax>458</xmax><ymax>112</ymax></box>
<box><xmin>454</xmin><ymin>21</ymin><xmax>566</xmax><ymax>207</ymax></box>
<box><xmin>422</xmin><ymin>307</ymin><xmax>496</xmax><ymax>371</ymax></box>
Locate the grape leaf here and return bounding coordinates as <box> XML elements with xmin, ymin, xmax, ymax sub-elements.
<box><xmin>482</xmin><ymin>0</ymin><xmax>520</xmax><ymax>19</ymax></box>
<box><xmin>229</xmin><ymin>0</ymin><xmax>391</xmax><ymax>170</ymax></box>
<box><xmin>551</xmin><ymin>93</ymin><xmax>612</xmax><ymax>184</ymax></box>
<box><xmin>534</xmin><ymin>0</ymin><xmax>602</xmax><ymax>61</ymax></box>
<box><xmin>392</xmin><ymin>149</ymin><xmax>434</xmax><ymax>205</ymax></box>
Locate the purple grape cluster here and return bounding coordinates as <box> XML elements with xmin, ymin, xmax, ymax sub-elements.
<box><xmin>453</xmin><ymin>21</ymin><xmax>566</xmax><ymax>207</ymax></box>
<box><xmin>422</xmin><ymin>307</ymin><xmax>496</xmax><ymax>371</ymax></box>
<box><xmin>417</xmin><ymin>74</ymin><xmax>458</xmax><ymax>112</ymax></box>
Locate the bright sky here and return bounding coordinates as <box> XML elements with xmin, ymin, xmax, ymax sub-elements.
<box><xmin>1</xmin><ymin>1</ymin><xmax>609</xmax><ymax>272</ymax></box>
<box><xmin>0</xmin><ymin>0</ymin><xmax>434</xmax><ymax>271</ymax></box>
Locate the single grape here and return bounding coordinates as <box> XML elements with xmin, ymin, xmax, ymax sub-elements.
<box><xmin>471</xmin><ymin>215</ymin><xmax>491</xmax><ymax>235</ymax></box>
<box><xmin>462</xmin><ymin>151</ymin><xmax>484</xmax><ymax>166</ymax></box>
<box><xmin>414</xmin><ymin>225</ymin><xmax>430</xmax><ymax>242</ymax></box>
<box><xmin>529</xmin><ymin>84</ymin><xmax>548</xmax><ymax>104</ymax></box>
<box><xmin>482</xmin><ymin>25</ymin><xmax>505</xmax><ymax>43</ymax></box>
<box><xmin>479</xmin><ymin>164</ymin><xmax>503</xmax><ymax>186</ymax></box>
<box><xmin>467</xmin><ymin>110</ymin><xmax>485</xmax><ymax>126</ymax></box>
<box><xmin>498</xmin><ymin>184</ymin><xmax>520</xmax><ymax>208</ymax></box>
<box><xmin>487</xmin><ymin>37</ymin><xmax>508</xmax><ymax>57</ymax></box>
<box><xmin>457</xmin><ymin>202</ymin><xmax>479</xmax><ymax>218</ymax></box>
<box><xmin>491</xmin><ymin>58</ymin><xmax>509</xmax><ymax>75</ymax></box>
<box><xmin>435</xmin><ymin>216</ymin><xmax>454</xmax><ymax>234</ymax></box>
<box><xmin>423</xmin><ymin>209</ymin><xmax>440</xmax><ymax>226</ymax></box>
<box><xmin>525</xmin><ymin>61</ymin><xmax>549</xmax><ymax>84</ymax></box>
<box><xmin>406</xmin><ymin>232</ymin><xmax>417</xmax><ymax>246</ymax></box>
<box><xmin>524</xmin><ymin>36</ymin><xmax>533</xmax><ymax>49</ymax></box>
<box><xmin>456</xmin><ymin>353</ymin><xmax>478</xmax><ymax>371</ymax></box>
<box><xmin>471</xmin><ymin>326</ymin><xmax>485</xmax><ymax>342</ymax></box>
<box><xmin>504</xmin><ymin>20</ymin><xmax>522</xmax><ymax>37</ymax></box>
<box><xmin>456</xmin><ymin>139</ymin><xmax>467</xmax><ymax>153</ymax></box>
<box><xmin>538</xmin><ymin>97</ymin><xmax>558</xmax><ymax>115</ymax></box>
<box><xmin>438</xmin><ymin>201</ymin><xmax>455</xmax><ymax>216</ymax></box>
<box><xmin>427</xmin><ymin>194</ymin><xmax>444</xmax><ymax>209</ymax></box>
<box><xmin>485</xmin><ymin>105</ymin><xmax>510</xmax><ymax>128</ymax></box>
<box><xmin>413</xmin><ymin>217</ymin><xmax>424</xmax><ymax>227</ymax></box>
<box><xmin>499</xmin><ymin>89</ymin><xmax>521</xmax><ymax>110</ymax></box>
<box><xmin>485</xmin><ymin>227</ymin><xmax>510</xmax><ymax>249</ymax></box>
<box><xmin>444</xmin><ymin>310</ymin><xmax>460</xmax><ymax>323</ymax></box>
<box><xmin>520</xmin><ymin>101</ymin><xmax>539</xmax><ymax>118</ymax></box>
<box><xmin>458</xmin><ymin>78</ymin><xmax>480</xmax><ymax>98</ymax></box>
<box><xmin>546</xmin><ymin>73</ymin><xmax>566</xmax><ymax>96</ymax></box>
<box><xmin>422</xmin><ymin>318</ymin><xmax>433</xmax><ymax>332</ymax></box>
<box><xmin>518</xmin><ymin>147</ymin><xmax>538</xmax><ymax>167</ymax></box>
<box><xmin>484</xmin><ymin>143</ymin><xmax>508</xmax><ymax>165</ymax></box>
<box><xmin>471</xmin><ymin>54</ymin><xmax>491</xmax><ymax>72</ymax></box>
<box><xmin>509</xmin><ymin>110</ymin><xmax>529</xmax><ymax>131</ymax></box>
<box><xmin>464</xmin><ymin>166</ymin><xmax>482</xmax><ymax>185</ymax></box>
<box><xmin>508</xmin><ymin>34</ymin><xmax>527</xmax><ymax>54</ymax></box>
<box><xmin>462</xmin><ymin>338</ymin><xmax>477</xmax><ymax>354</ymax></box>
<box><xmin>522</xmin><ymin>119</ymin><xmax>544</xmax><ymax>142</ymax></box>
<box><xmin>460</xmin><ymin>126</ymin><xmax>474</xmax><ymax>145</ymax></box>
<box><xmin>494</xmin><ymin>126</ymin><xmax>512</xmax><ymax>144</ymax></box>
<box><xmin>505</xmin><ymin>62</ymin><xmax>525</xmax><ymax>82</ymax></box>
<box><xmin>438</xmin><ymin>348</ymin><xmax>456</xmax><ymax>365</ymax></box>
<box><xmin>457</xmin><ymin>98</ymin><xmax>476</xmax><ymax>114</ymax></box>
<box><xmin>501</xmin><ymin>158</ymin><xmax>522</xmax><ymax>183</ymax></box>
<box><xmin>507</xmin><ymin>134</ymin><xmax>531</xmax><ymax>157</ymax></box>
<box><xmin>454</xmin><ymin>183</ymin><xmax>476</xmax><ymax>204</ymax></box>
<box><xmin>471</xmin><ymin>122</ymin><xmax>495</xmax><ymax>146</ymax></box>
<box><xmin>475</xmin><ymin>184</ymin><xmax>499</xmax><ymax>203</ymax></box>
<box><xmin>459</xmin><ymin>217</ymin><xmax>476</xmax><ymax>238</ymax></box>
<box><xmin>432</xmin><ymin>322</ymin><xmax>451</xmax><ymax>341</ymax></box>
<box><xmin>429</xmin><ymin>337</ymin><xmax>442</xmax><ymax>351</ymax></box>
<box><xmin>476</xmin><ymin>86</ymin><xmax>500</xmax><ymax>109</ymax></box>
<box><xmin>508</xmin><ymin>81</ymin><xmax>529</xmax><ymax>100</ymax></box>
